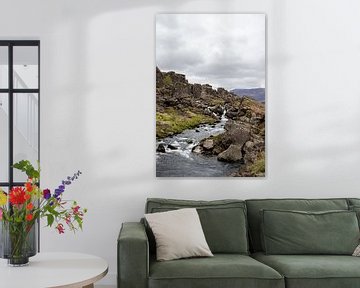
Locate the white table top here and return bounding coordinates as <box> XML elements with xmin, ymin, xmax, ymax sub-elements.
<box><xmin>0</xmin><ymin>252</ymin><xmax>108</xmax><ymax>288</ymax></box>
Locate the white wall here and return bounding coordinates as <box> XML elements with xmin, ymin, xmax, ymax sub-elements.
<box><xmin>1</xmin><ymin>0</ymin><xmax>360</xmax><ymax>285</ymax></box>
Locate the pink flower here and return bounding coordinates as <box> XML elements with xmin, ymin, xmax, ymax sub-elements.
<box><xmin>65</xmin><ymin>214</ymin><xmax>71</xmax><ymax>225</ymax></box>
<box><xmin>0</xmin><ymin>208</ymin><xmax>3</xmax><ymax>220</ymax></box>
<box><xmin>72</xmin><ymin>205</ymin><xmax>80</xmax><ymax>215</ymax></box>
<box><xmin>56</xmin><ymin>223</ymin><xmax>65</xmax><ymax>234</ymax></box>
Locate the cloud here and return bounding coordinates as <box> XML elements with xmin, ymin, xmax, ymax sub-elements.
<box><xmin>156</xmin><ymin>14</ymin><xmax>265</xmax><ymax>90</ymax></box>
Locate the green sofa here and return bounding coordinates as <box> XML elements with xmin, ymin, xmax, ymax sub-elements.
<box><xmin>118</xmin><ymin>198</ymin><xmax>360</xmax><ymax>288</ymax></box>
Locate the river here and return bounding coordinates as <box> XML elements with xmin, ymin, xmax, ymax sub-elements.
<box><xmin>156</xmin><ymin>113</ymin><xmax>242</xmax><ymax>177</ymax></box>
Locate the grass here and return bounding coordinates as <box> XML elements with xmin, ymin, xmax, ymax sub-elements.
<box><xmin>156</xmin><ymin>108</ymin><xmax>216</xmax><ymax>138</ymax></box>
<box><xmin>249</xmin><ymin>152</ymin><xmax>265</xmax><ymax>175</ymax></box>
<box><xmin>242</xmin><ymin>97</ymin><xmax>265</xmax><ymax>114</ymax></box>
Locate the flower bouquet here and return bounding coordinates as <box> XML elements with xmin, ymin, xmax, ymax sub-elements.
<box><xmin>0</xmin><ymin>160</ymin><xmax>87</xmax><ymax>266</ymax></box>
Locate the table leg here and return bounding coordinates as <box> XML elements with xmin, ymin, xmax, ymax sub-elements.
<box><xmin>82</xmin><ymin>284</ymin><xmax>94</xmax><ymax>288</ymax></box>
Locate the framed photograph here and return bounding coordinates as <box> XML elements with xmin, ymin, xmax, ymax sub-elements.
<box><xmin>156</xmin><ymin>14</ymin><xmax>265</xmax><ymax>177</ymax></box>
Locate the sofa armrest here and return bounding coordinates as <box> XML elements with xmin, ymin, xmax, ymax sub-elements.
<box><xmin>118</xmin><ymin>222</ymin><xmax>149</xmax><ymax>288</ymax></box>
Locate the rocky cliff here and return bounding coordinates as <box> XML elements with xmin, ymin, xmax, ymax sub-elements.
<box><xmin>156</xmin><ymin>67</ymin><xmax>265</xmax><ymax>177</ymax></box>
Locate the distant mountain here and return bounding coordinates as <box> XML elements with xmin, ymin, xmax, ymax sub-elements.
<box><xmin>231</xmin><ymin>88</ymin><xmax>265</xmax><ymax>103</ymax></box>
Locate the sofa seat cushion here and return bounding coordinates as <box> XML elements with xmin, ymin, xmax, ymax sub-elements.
<box><xmin>149</xmin><ymin>254</ymin><xmax>284</xmax><ymax>288</ymax></box>
<box><xmin>252</xmin><ymin>252</ymin><xmax>360</xmax><ymax>288</ymax></box>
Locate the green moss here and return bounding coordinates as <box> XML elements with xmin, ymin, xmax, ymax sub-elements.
<box><xmin>156</xmin><ymin>108</ymin><xmax>216</xmax><ymax>138</ymax></box>
<box><xmin>250</xmin><ymin>153</ymin><xmax>265</xmax><ymax>175</ymax></box>
<box><xmin>163</xmin><ymin>75</ymin><xmax>173</xmax><ymax>87</ymax></box>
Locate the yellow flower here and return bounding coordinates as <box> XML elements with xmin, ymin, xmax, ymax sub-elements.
<box><xmin>0</xmin><ymin>190</ymin><xmax>7</xmax><ymax>206</ymax></box>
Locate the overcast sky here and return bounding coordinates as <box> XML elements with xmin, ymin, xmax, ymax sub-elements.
<box><xmin>156</xmin><ymin>14</ymin><xmax>265</xmax><ymax>90</ymax></box>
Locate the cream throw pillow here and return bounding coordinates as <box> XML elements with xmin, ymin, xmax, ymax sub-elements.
<box><xmin>353</xmin><ymin>244</ymin><xmax>360</xmax><ymax>256</ymax></box>
<box><xmin>145</xmin><ymin>208</ymin><xmax>213</xmax><ymax>261</ymax></box>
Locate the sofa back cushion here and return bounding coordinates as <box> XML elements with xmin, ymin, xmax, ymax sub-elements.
<box><xmin>145</xmin><ymin>198</ymin><xmax>249</xmax><ymax>254</ymax></box>
<box><xmin>347</xmin><ymin>199</ymin><xmax>360</xmax><ymax>228</ymax></box>
<box><xmin>246</xmin><ymin>198</ymin><xmax>349</xmax><ymax>252</ymax></box>
<box><xmin>261</xmin><ymin>209</ymin><xmax>359</xmax><ymax>255</ymax></box>
<box><xmin>348</xmin><ymin>198</ymin><xmax>360</xmax><ymax>207</ymax></box>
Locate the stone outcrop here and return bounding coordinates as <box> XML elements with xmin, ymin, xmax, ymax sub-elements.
<box><xmin>156</xmin><ymin>67</ymin><xmax>246</xmax><ymax>117</ymax></box>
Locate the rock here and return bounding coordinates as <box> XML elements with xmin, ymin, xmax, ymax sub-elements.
<box><xmin>192</xmin><ymin>146</ymin><xmax>203</xmax><ymax>154</ymax></box>
<box><xmin>239</xmin><ymin>110</ymin><xmax>246</xmax><ymax>117</ymax></box>
<box><xmin>217</xmin><ymin>87</ymin><xmax>227</xmax><ymax>94</ymax></box>
<box><xmin>217</xmin><ymin>144</ymin><xmax>243</xmax><ymax>162</ymax></box>
<box><xmin>156</xmin><ymin>67</ymin><xmax>163</xmax><ymax>86</ymax></box>
<box><xmin>225</xmin><ymin>108</ymin><xmax>239</xmax><ymax>119</ymax></box>
<box><xmin>203</xmin><ymin>139</ymin><xmax>214</xmax><ymax>150</ymax></box>
<box><xmin>245</xmin><ymin>141</ymin><xmax>254</xmax><ymax>149</ymax></box>
<box><xmin>213</xmin><ymin>145</ymin><xmax>224</xmax><ymax>155</ymax></box>
<box><xmin>167</xmin><ymin>144</ymin><xmax>178</xmax><ymax>150</ymax></box>
<box><xmin>186</xmin><ymin>139</ymin><xmax>194</xmax><ymax>144</ymax></box>
<box><xmin>223</xmin><ymin>121</ymin><xmax>251</xmax><ymax>146</ymax></box>
<box><xmin>195</xmin><ymin>129</ymin><xmax>200</xmax><ymax>132</ymax></box>
<box><xmin>252</xmin><ymin>127</ymin><xmax>260</xmax><ymax>134</ymax></box>
<box><xmin>242</xmin><ymin>139</ymin><xmax>264</xmax><ymax>165</ymax></box>
<box><xmin>156</xmin><ymin>144</ymin><xmax>166</xmax><ymax>153</ymax></box>
<box><xmin>204</xmin><ymin>109</ymin><xmax>212</xmax><ymax>116</ymax></box>
<box><xmin>211</xmin><ymin>105</ymin><xmax>223</xmax><ymax>116</ymax></box>
<box><xmin>163</xmin><ymin>98</ymin><xmax>179</xmax><ymax>107</ymax></box>
<box><xmin>192</xmin><ymin>84</ymin><xmax>202</xmax><ymax>97</ymax></box>
<box><xmin>239</xmin><ymin>116</ymin><xmax>250</xmax><ymax>123</ymax></box>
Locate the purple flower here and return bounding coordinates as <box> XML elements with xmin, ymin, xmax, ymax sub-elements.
<box><xmin>54</xmin><ymin>170</ymin><xmax>82</xmax><ymax>199</ymax></box>
<box><xmin>43</xmin><ymin>189</ymin><xmax>51</xmax><ymax>200</ymax></box>
<box><xmin>54</xmin><ymin>189</ymin><xmax>63</xmax><ymax>198</ymax></box>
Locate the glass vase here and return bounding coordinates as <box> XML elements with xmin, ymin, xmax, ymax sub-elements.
<box><xmin>0</xmin><ymin>220</ymin><xmax>37</xmax><ymax>266</ymax></box>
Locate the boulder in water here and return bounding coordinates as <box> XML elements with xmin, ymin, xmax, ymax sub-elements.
<box><xmin>203</xmin><ymin>139</ymin><xmax>214</xmax><ymax>150</ymax></box>
<box><xmin>192</xmin><ymin>146</ymin><xmax>203</xmax><ymax>154</ymax></box>
<box><xmin>218</xmin><ymin>144</ymin><xmax>243</xmax><ymax>162</ymax></box>
<box><xmin>167</xmin><ymin>144</ymin><xmax>178</xmax><ymax>150</ymax></box>
<box><xmin>156</xmin><ymin>144</ymin><xmax>166</xmax><ymax>153</ymax></box>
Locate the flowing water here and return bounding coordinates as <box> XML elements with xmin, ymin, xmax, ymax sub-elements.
<box><xmin>156</xmin><ymin>112</ymin><xmax>241</xmax><ymax>177</ymax></box>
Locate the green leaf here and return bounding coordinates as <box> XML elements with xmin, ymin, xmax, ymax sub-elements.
<box><xmin>75</xmin><ymin>216</ymin><xmax>83</xmax><ymax>230</ymax></box>
<box><xmin>47</xmin><ymin>214</ymin><xmax>54</xmax><ymax>227</ymax></box>
<box><xmin>13</xmin><ymin>160</ymin><xmax>30</xmax><ymax>170</ymax></box>
<box><xmin>12</xmin><ymin>160</ymin><xmax>40</xmax><ymax>180</ymax></box>
<box><xmin>47</xmin><ymin>205</ymin><xmax>60</xmax><ymax>217</ymax></box>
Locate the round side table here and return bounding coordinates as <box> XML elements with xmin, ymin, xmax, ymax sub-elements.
<box><xmin>0</xmin><ymin>252</ymin><xmax>108</xmax><ymax>288</ymax></box>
